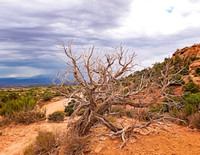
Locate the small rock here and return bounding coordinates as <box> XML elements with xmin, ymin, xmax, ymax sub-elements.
<box><xmin>95</xmin><ymin>144</ymin><xmax>103</xmax><ymax>153</ymax></box>
<box><xmin>0</xmin><ymin>131</ymin><xmax>2</xmax><ymax>136</ymax></box>
<box><xmin>100</xmin><ymin>136</ymin><xmax>106</xmax><ymax>141</ymax></box>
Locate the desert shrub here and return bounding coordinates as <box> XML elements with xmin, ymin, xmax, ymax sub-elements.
<box><xmin>190</xmin><ymin>57</ymin><xmax>200</xmax><ymax>62</ymax></box>
<box><xmin>182</xmin><ymin>104</ymin><xmax>198</xmax><ymax>117</ymax></box>
<box><xmin>42</xmin><ymin>93</ymin><xmax>54</xmax><ymax>101</ymax></box>
<box><xmin>165</xmin><ymin>88</ymin><xmax>173</xmax><ymax>95</ymax></box>
<box><xmin>189</xmin><ymin>113</ymin><xmax>200</xmax><ymax>130</ymax></box>
<box><xmin>110</xmin><ymin>105</ymin><xmax>125</xmax><ymax>117</ymax></box>
<box><xmin>61</xmin><ymin>130</ymin><xmax>90</xmax><ymax>155</ymax></box>
<box><xmin>170</xmin><ymin>75</ymin><xmax>185</xmax><ymax>85</ymax></box>
<box><xmin>153</xmin><ymin>62</ymin><xmax>164</xmax><ymax>73</ymax></box>
<box><xmin>0</xmin><ymin>109</ymin><xmax>45</xmax><ymax>126</ymax></box>
<box><xmin>132</xmin><ymin>108</ymin><xmax>150</xmax><ymax>121</ymax></box>
<box><xmin>15</xmin><ymin>109</ymin><xmax>45</xmax><ymax>124</ymax></box>
<box><xmin>169</xmin><ymin>108</ymin><xmax>188</xmax><ymax>125</ymax></box>
<box><xmin>48</xmin><ymin>111</ymin><xmax>65</xmax><ymax>122</ymax></box>
<box><xmin>183</xmin><ymin>80</ymin><xmax>199</xmax><ymax>93</ymax></box>
<box><xmin>0</xmin><ymin>95</ymin><xmax>36</xmax><ymax>116</ymax></box>
<box><xmin>184</xmin><ymin>93</ymin><xmax>200</xmax><ymax>105</ymax></box>
<box><xmin>24</xmin><ymin>131</ymin><xmax>60</xmax><ymax>155</ymax></box>
<box><xmin>64</xmin><ymin>99</ymin><xmax>76</xmax><ymax>116</ymax></box>
<box><xmin>65</xmin><ymin>105</ymin><xmax>74</xmax><ymax>116</ymax></box>
<box><xmin>196</xmin><ymin>68</ymin><xmax>200</xmax><ymax>76</ymax></box>
<box><xmin>149</xmin><ymin>104</ymin><xmax>170</xmax><ymax>113</ymax></box>
<box><xmin>126</xmin><ymin>111</ymin><xmax>132</xmax><ymax>118</ymax></box>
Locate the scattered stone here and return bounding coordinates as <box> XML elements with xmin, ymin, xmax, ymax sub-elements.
<box><xmin>95</xmin><ymin>144</ymin><xmax>104</xmax><ymax>153</ymax></box>
<box><xmin>100</xmin><ymin>136</ymin><xmax>106</xmax><ymax>141</ymax></box>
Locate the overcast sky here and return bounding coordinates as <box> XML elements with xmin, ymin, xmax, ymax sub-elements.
<box><xmin>1</xmin><ymin>0</ymin><xmax>200</xmax><ymax>78</ymax></box>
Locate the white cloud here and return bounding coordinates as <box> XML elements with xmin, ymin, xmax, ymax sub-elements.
<box><xmin>105</xmin><ymin>0</ymin><xmax>200</xmax><ymax>39</ymax></box>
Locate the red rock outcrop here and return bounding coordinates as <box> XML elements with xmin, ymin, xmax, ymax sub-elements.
<box><xmin>172</xmin><ymin>44</ymin><xmax>200</xmax><ymax>61</ymax></box>
<box><xmin>172</xmin><ymin>44</ymin><xmax>200</xmax><ymax>86</ymax></box>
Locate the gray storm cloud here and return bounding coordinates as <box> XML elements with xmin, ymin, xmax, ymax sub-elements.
<box><xmin>0</xmin><ymin>0</ymin><xmax>200</xmax><ymax>78</ymax></box>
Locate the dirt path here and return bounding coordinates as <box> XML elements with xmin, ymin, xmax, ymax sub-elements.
<box><xmin>0</xmin><ymin>98</ymin><xmax>69</xmax><ymax>155</ymax></box>
<box><xmin>0</xmin><ymin>122</ymin><xmax>68</xmax><ymax>155</ymax></box>
<box><xmin>42</xmin><ymin>98</ymin><xmax>68</xmax><ymax>116</ymax></box>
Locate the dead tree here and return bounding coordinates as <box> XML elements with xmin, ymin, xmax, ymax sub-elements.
<box><xmin>56</xmin><ymin>41</ymin><xmax>185</xmax><ymax>148</ymax></box>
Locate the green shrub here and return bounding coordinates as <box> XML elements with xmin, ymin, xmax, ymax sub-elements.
<box><xmin>184</xmin><ymin>93</ymin><xmax>200</xmax><ymax>105</ymax></box>
<box><xmin>196</xmin><ymin>68</ymin><xmax>200</xmax><ymax>75</ymax></box>
<box><xmin>64</xmin><ymin>105</ymin><xmax>74</xmax><ymax>116</ymax></box>
<box><xmin>43</xmin><ymin>93</ymin><xmax>54</xmax><ymax>101</ymax></box>
<box><xmin>126</xmin><ymin>111</ymin><xmax>132</xmax><ymax>118</ymax></box>
<box><xmin>0</xmin><ymin>95</ymin><xmax>36</xmax><ymax>116</ymax></box>
<box><xmin>182</xmin><ymin>104</ymin><xmax>198</xmax><ymax>117</ymax></box>
<box><xmin>48</xmin><ymin>111</ymin><xmax>65</xmax><ymax>122</ymax></box>
<box><xmin>183</xmin><ymin>80</ymin><xmax>199</xmax><ymax>93</ymax></box>
<box><xmin>170</xmin><ymin>75</ymin><xmax>185</xmax><ymax>85</ymax></box>
<box><xmin>149</xmin><ymin>104</ymin><xmax>169</xmax><ymax>113</ymax></box>
<box><xmin>190</xmin><ymin>57</ymin><xmax>200</xmax><ymax>62</ymax></box>
<box><xmin>64</xmin><ymin>99</ymin><xmax>76</xmax><ymax>116</ymax></box>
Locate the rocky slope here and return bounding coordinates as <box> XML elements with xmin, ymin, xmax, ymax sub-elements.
<box><xmin>172</xmin><ymin>44</ymin><xmax>200</xmax><ymax>86</ymax></box>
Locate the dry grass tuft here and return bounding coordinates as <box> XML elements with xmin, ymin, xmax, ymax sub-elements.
<box><xmin>24</xmin><ymin>131</ymin><xmax>60</xmax><ymax>155</ymax></box>
<box><xmin>61</xmin><ymin>129</ymin><xmax>91</xmax><ymax>155</ymax></box>
<box><xmin>189</xmin><ymin>113</ymin><xmax>200</xmax><ymax>130</ymax></box>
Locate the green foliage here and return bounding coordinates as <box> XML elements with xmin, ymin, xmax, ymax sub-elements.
<box><xmin>182</xmin><ymin>104</ymin><xmax>198</xmax><ymax>117</ymax></box>
<box><xmin>170</xmin><ymin>75</ymin><xmax>185</xmax><ymax>85</ymax></box>
<box><xmin>190</xmin><ymin>57</ymin><xmax>200</xmax><ymax>62</ymax></box>
<box><xmin>126</xmin><ymin>111</ymin><xmax>132</xmax><ymax>118</ymax></box>
<box><xmin>152</xmin><ymin>62</ymin><xmax>164</xmax><ymax>74</ymax></box>
<box><xmin>48</xmin><ymin>111</ymin><xmax>65</xmax><ymax>122</ymax></box>
<box><xmin>184</xmin><ymin>93</ymin><xmax>200</xmax><ymax>105</ymax></box>
<box><xmin>183</xmin><ymin>80</ymin><xmax>199</xmax><ymax>93</ymax></box>
<box><xmin>42</xmin><ymin>93</ymin><xmax>54</xmax><ymax>101</ymax></box>
<box><xmin>64</xmin><ymin>99</ymin><xmax>76</xmax><ymax>116</ymax></box>
<box><xmin>196</xmin><ymin>68</ymin><xmax>200</xmax><ymax>75</ymax></box>
<box><xmin>0</xmin><ymin>95</ymin><xmax>36</xmax><ymax>116</ymax></box>
<box><xmin>149</xmin><ymin>104</ymin><xmax>170</xmax><ymax>113</ymax></box>
<box><xmin>65</xmin><ymin>105</ymin><xmax>74</xmax><ymax>116</ymax></box>
<box><xmin>173</xmin><ymin>55</ymin><xmax>182</xmax><ymax>65</ymax></box>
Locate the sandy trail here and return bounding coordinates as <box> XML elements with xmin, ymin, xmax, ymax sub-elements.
<box><xmin>0</xmin><ymin>98</ymin><xmax>69</xmax><ymax>155</ymax></box>
<box><xmin>0</xmin><ymin>122</ymin><xmax>68</xmax><ymax>155</ymax></box>
<box><xmin>42</xmin><ymin>98</ymin><xmax>69</xmax><ymax>116</ymax></box>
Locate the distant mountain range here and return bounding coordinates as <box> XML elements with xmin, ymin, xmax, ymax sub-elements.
<box><xmin>0</xmin><ymin>74</ymin><xmax>75</xmax><ymax>87</ymax></box>
<box><xmin>0</xmin><ymin>75</ymin><xmax>55</xmax><ymax>87</ymax></box>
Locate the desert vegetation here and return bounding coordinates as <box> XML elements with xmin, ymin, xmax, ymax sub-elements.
<box><xmin>1</xmin><ymin>43</ymin><xmax>200</xmax><ymax>154</ymax></box>
<box><xmin>47</xmin><ymin>41</ymin><xmax>199</xmax><ymax>154</ymax></box>
<box><xmin>0</xmin><ymin>86</ymin><xmax>64</xmax><ymax>127</ymax></box>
